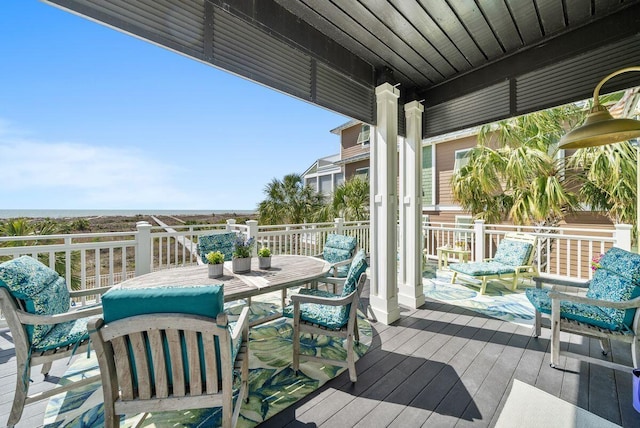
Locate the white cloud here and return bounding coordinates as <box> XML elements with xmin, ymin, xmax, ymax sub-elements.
<box><xmin>0</xmin><ymin>128</ymin><xmax>203</xmax><ymax>208</ymax></box>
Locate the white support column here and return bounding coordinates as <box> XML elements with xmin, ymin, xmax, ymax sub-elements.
<box><xmin>370</xmin><ymin>82</ymin><xmax>401</xmax><ymax>325</ymax></box>
<box><xmin>398</xmin><ymin>100</ymin><xmax>425</xmax><ymax>308</ymax></box>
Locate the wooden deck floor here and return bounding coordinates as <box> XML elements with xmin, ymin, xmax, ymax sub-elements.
<box><xmin>1</xmin><ymin>291</ymin><xmax>639</xmax><ymax>427</ymax></box>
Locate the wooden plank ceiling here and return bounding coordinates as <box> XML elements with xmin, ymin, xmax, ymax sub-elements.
<box><xmin>43</xmin><ymin>0</ymin><xmax>640</xmax><ymax>136</ymax></box>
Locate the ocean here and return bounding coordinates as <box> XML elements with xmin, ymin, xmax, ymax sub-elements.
<box><xmin>0</xmin><ymin>209</ymin><xmax>255</xmax><ymax>219</ymax></box>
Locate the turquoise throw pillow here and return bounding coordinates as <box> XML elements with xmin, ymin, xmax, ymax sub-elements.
<box><xmin>0</xmin><ymin>256</ymin><xmax>70</xmax><ymax>345</ymax></box>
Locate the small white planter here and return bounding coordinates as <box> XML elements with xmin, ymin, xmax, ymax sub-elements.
<box><xmin>258</xmin><ymin>256</ymin><xmax>272</xmax><ymax>269</ymax></box>
<box><xmin>208</xmin><ymin>263</ymin><xmax>224</xmax><ymax>279</ymax></box>
<box><xmin>232</xmin><ymin>257</ymin><xmax>252</xmax><ymax>274</ymax></box>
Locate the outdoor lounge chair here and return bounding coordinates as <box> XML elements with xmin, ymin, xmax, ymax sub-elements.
<box><xmin>315</xmin><ymin>233</ymin><xmax>358</xmax><ymax>292</ymax></box>
<box><xmin>526</xmin><ymin>246</ymin><xmax>640</xmax><ymax>371</ymax></box>
<box><xmin>450</xmin><ymin>232</ymin><xmax>537</xmax><ymax>294</ymax></box>
<box><xmin>198</xmin><ymin>231</ymin><xmax>237</xmax><ymax>264</ymax></box>
<box><xmin>284</xmin><ymin>249</ymin><xmax>368</xmax><ymax>382</ymax></box>
<box><xmin>0</xmin><ymin>255</ymin><xmax>111</xmax><ymax>427</ymax></box>
<box><xmin>89</xmin><ymin>284</ymin><xmax>249</xmax><ymax>428</ymax></box>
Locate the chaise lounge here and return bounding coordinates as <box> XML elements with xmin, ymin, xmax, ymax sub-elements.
<box><xmin>449</xmin><ymin>232</ymin><xmax>537</xmax><ymax>294</ymax></box>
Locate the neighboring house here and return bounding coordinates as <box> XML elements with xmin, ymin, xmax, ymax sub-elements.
<box><xmin>318</xmin><ymin>118</ymin><xmax>614</xmax><ymax>234</ymax></box>
<box><xmin>302</xmin><ymin>153</ymin><xmax>343</xmax><ymax>196</ymax></box>
<box><xmin>330</xmin><ymin>120</ymin><xmax>371</xmax><ymax>181</ymax></box>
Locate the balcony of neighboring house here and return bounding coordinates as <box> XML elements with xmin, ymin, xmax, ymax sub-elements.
<box><xmin>302</xmin><ymin>153</ymin><xmax>344</xmax><ymax>197</ymax></box>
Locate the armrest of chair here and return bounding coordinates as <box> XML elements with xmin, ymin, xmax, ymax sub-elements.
<box><xmin>16</xmin><ymin>305</ymin><xmax>103</xmax><ymax>325</ymax></box>
<box><xmin>70</xmin><ymin>285</ymin><xmax>112</xmax><ymax>298</ymax></box>
<box><xmin>229</xmin><ymin>306</ymin><xmax>250</xmax><ymax>343</ymax></box>
<box><xmin>291</xmin><ymin>290</ymin><xmax>354</xmax><ymax>307</ymax></box>
<box><xmin>548</xmin><ymin>291</ymin><xmax>640</xmax><ymax>310</ymax></box>
<box><xmin>532</xmin><ymin>276</ymin><xmax>590</xmax><ymax>289</ymax></box>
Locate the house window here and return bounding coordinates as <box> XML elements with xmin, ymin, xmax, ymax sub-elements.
<box><xmin>355</xmin><ymin>167</ymin><xmax>369</xmax><ymax>180</ymax></box>
<box><xmin>306</xmin><ymin>178</ymin><xmax>317</xmax><ymax>191</ymax></box>
<box><xmin>319</xmin><ymin>175</ymin><xmax>332</xmax><ymax>195</ymax></box>
<box><xmin>356</xmin><ymin>125</ymin><xmax>370</xmax><ymax>146</ymax></box>
<box><xmin>454</xmin><ymin>149</ymin><xmax>472</xmax><ymax>172</ymax></box>
<box><xmin>334</xmin><ymin>173</ymin><xmax>344</xmax><ymax>187</ymax></box>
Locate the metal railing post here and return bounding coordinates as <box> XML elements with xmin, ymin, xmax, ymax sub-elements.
<box><xmin>135</xmin><ymin>221</ymin><xmax>152</xmax><ymax>276</ymax></box>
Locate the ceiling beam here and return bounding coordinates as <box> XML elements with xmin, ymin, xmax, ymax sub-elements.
<box><xmin>419</xmin><ymin>2</ymin><xmax>640</xmax><ymax>107</ymax></box>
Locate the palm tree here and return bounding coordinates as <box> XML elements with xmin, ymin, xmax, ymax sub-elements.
<box><xmin>563</xmin><ymin>89</ymin><xmax>640</xmax><ymax>237</ymax></box>
<box><xmin>452</xmin><ymin>105</ymin><xmax>585</xmax><ymax>226</ymax></box>
<box><xmin>566</xmin><ymin>141</ymin><xmax>638</xmax><ymax>235</ymax></box>
<box><xmin>451</xmin><ymin>105</ymin><xmax>586</xmax><ymax>270</ymax></box>
<box><xmin>0</xmin><ymin>218</ymin><xmax>81</xmax><ymax>290</ymax></box>
<box><xmin>257</xmin><ymin>173</ymin><xmax>326</xmax><ymax>225</ymax></box>
<box><xmin>328</xmin><ymin>176</ymin><xmax>370</xmax><ymax>221</ymax></box>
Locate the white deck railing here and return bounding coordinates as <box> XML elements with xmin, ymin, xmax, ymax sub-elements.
<box><xmin>423</xmin><ymin>220</ymin><xmax>629</xmax><ymax>281</ymax></box>
<box><xmin>0</xmin><ymin>217</ymin><xmax>629</xmax><ymax>320</ymax></box>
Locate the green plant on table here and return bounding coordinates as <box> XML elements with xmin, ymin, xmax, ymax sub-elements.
<box><xmin>205</xmin><ymin>251</ymin><xmax>225</xmax><ymax>264</ymax></box>
<box><xmin>258</xmin><ymin>247</ymin><xmax>272</xmax><ymax>257</ymax></box>
<box><xmin>233</xmin><ymin>236</ymin><xmax>255</xmax><ymax>258</ymax></box>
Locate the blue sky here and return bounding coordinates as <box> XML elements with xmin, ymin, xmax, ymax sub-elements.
<box><xmin>0</xmin><ymin>1</ymin><xmax>346</xmax><ymax>211</ymax></box>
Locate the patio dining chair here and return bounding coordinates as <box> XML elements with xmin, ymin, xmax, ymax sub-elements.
<box><xmin>0</xmin><ymin>255</ymin><xmax>111</xmax><ymax>427</ymax></box>
<box><xmin>89</xmin><ymin>284</ymin><xmax>249</xmax><ymax>428</ymax></box>
<box><xmin>526</xmin><ymin>246</ymin><xmax>640</xmax><ymax>371</ymax></box>
<box><xmin>449</xmin><ymin>232</ymin><xmax>538</xmax><ymax>294</ymax></box>
<box><xmin>284</xmin><ymin>249</ymin><xmax>368</xmax><ymax>382</ymax></box>
<box><xmin>198</xmin><ymin>231</ymin><xmax>237</xmax><ymax>264</ymax></box>
<box><xmin>315</xmin><ymin>233</ymin><xmax>358</xmax><ymax>292</ymax></box>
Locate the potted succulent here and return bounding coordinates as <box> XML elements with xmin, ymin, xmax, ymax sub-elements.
<box><xmin>258</xmin><ymin>247</ymin><xmax>272</xmax><ymax>269</ymax></box>
<box><xmin>205</xmin><ymin>251</ymin><xmax>225</xmax><ymax>278</ymax></box>
<box><xmin>232</xmin><ymin>236</ymin><xmax>254</xmax><ymax>274</ymax></box>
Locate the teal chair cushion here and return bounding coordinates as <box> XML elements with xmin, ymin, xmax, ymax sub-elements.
<box><xmin>284</xmin><ymin>250</ymin><xmax>367</xmax><ymax>330</ymax></box>
<box><xmin>492</xmin><ymin>239</ymin><xmax>533</xmax><ymax>267</ymax></box>
<box><xmin>33</xmin><ymin>314</ymin><xmax>98</xmax><ymax>352</ymax></box>
<box><xmin>323</xmin><ymin>234</ymin><xmax>358</xmax><ymax>277</ymax></box>
<box><xmin>0</xmin><ymin>256</ymin><xmax>71</xmax><ymax>345</ymax></box>
<box><xmin>525</xmin><ymin>287</ymin><xmax>625</xmax><ymax>331</ymax></box>
<box><xmin>342</xmin><ymin>250</ymin><xmax>368</xmax><ymax>296</ymax></box>
<box><xmin>323</xmin><ymin>234</ymin><xmax>357</xmax><ymax>264</ymax></box>
<box><xmin>282</xmin><ymin>289</ymin><xmax>350</xmax><ymax>330</ymax></box>
<box><xmin>102</xmin><ymin>285</ymin><xmax>236</xmax><ymax>386</ymax></box>
<box><xmin>198</xmin><ymin>232</ymin><xmax>237</xmax><ymax>264</ymax></box>
<box><xmin>450</xmin><ymin>261</ymin><xmax>515</xmax><ymax>277</ymax></box>
<box><xmin>325</xmin><ymin>234</ymin><xmax>357</xmax><ymax>252</ymax></box>
<box><xmin>102</xmin><ymin>285</ymin><xmax>224</xmax><ymax>322</ymax></box>
<box><xmin>585</xmin><ymin>247</ymin><xmax>640</xmax><ymax>328</ymax></box>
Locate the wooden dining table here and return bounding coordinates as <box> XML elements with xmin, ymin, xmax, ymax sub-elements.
<box><xmin>115</xmin><ymin>255</ymin><xmax>332</xmax><ymax>307</ymax></box>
